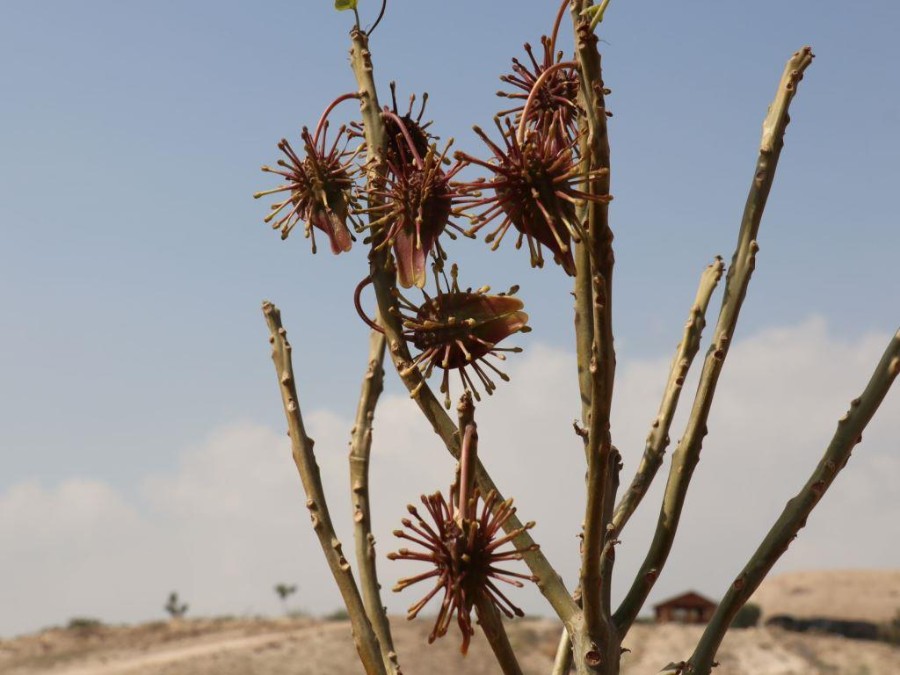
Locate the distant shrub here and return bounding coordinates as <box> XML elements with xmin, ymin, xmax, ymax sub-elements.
<box><xmin>877</xmin><ymin>610</ymin><xmax>900</xmax><ymax>645</ymax></box>
<box><xmin>730</xmin><ymin>603</ymin><xmax>762</xmax><ymax>628</ymax></box>
<box><xmin>67</xmin><ymin>617</ymin><xmax>103</xmax><ymax>632</ymax></box>
<box><xmin>164</xmin><ymin>591</ymin><xmax>189</xmax><ymax>619</ymax></box>
<box><xmin>274</xmin><ymin>583</ymin><xmax>298</xmax><ymax>615</ymax></box>
<box><xmin>324</xmin><ymin>608</ymin><xmax>350</xmax><ymax>622</ymax></box>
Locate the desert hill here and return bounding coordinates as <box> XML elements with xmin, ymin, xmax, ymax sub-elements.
<box><xmin>1</xmin><ymin>614</ymin><xmax>897</xmax><ymax>675</ymax></box>
<box><xmin>751</xmin><ymin>569</ymin><xmax>900</xmax><ymax>623</ymax></box>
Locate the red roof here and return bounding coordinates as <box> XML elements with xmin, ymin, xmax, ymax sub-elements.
<box><xmin>653</xmin><ymin>591</ymin><xmax>717</xmax><ymax>610</ymax></box>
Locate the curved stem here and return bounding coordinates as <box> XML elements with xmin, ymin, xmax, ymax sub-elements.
<box><xmin>549</xmin><ymin>0</ymin><xmax>570</xmax><ymax>57</ymax></box>
<box><xmin>313</xmin><ymin>92</ymin><xmax>361</xmax><ymax>147</ymax></box>
<box><xmin>516</xmin><ymin>60</ymin><xmax>578</xmax><ymax>143</ymax></box>
<box><xmin>382</xmin><ymin>108</ymin><xmax>424</xmax><ymax>168</ymax></box>
<box><xmin>354</xmin><ymin>276</ymin><xmax>385</xmax><ymax>334</ymax></box>
<box><xmin>367</xmin><ymin>0</ymin><xmax>387</xmax><ymax>36</ymax></box>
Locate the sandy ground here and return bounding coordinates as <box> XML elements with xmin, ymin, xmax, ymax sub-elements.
<box><xmin>1</xmin><ymin>615</ymin><xmax>897</xmax><ymax>675</ymax></box>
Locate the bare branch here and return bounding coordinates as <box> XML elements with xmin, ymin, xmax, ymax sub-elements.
<box><xmin>614</xmin><ymin>46</ymin><xmax>816</xmax><ymax>634</ymax></box>
<box><xmin>262</xmin><ymin>301</ymin><xmax>387</xmax><ymax>675</ymax></box>
<box><xmin>349</xmin><ymin>329</ymin><xmax>400</xmax><ymax>674</ymax></box>
<box><xmin>613</xmin><ymin>257</ymin><xmax>724</xmax><ymax>533</ymax></box>
<box><xmin>570</xmin><ymin>1</ymin><xmax>619</xmax><ymax>667</ymax></box>
<box><xmin>686</xmin><ymin>328</ymin><xmax>900</xmax><ymax>674</ymax></box>
<box><xmin>475</xmin><ymin>593</ymin><xmax>525</xmax><ymax>675</ymax></box>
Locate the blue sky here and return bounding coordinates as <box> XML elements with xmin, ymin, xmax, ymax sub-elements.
<box><xmin>1</xmin><ymin>1</ymin><xmax>898</xmax><ymax>637</ymax></box>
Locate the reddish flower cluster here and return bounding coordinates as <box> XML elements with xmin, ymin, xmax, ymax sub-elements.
<box><xmin>455</xmin><ymin>116</ymin><xmax>610</xmax><ymax>275</ymax></box>
<box><xmin>497</xmin><ymin>37</ymin><xmax>581</xmax><ymax>142</ymax></box>
<box><xmin>254</xmin><ymin>125</ymin><xmax>358</xmax><ymax>254</ymax></box>
<box><xmin>389</xmin><ymin>265</ymin><xmax>530</xmax><ymax>406</ymax></box>
<box><xmin>389</xmin><ymin>487</ymin><xmax>537</xmax><ymax>654</ymax></box>
<box><xmin>362</xmin><ymin>139</ymin><xmax>468</xmax><ymax>288</ymax></box>
<box><xmin>351</xmin><ymin>82</ymin><xmax>434</xmax><ymax>165</ymax></box>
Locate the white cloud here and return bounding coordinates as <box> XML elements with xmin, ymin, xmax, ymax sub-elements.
<box><xmin>1</xmin><ymin>317</ymin><xmax>897</xmax><ymax>637</ymax></box>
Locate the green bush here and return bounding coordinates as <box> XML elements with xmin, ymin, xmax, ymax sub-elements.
<box><xmin>66</xmin><ymin>617</ymin><xmax>103</xmax><ymax>632</ymax></box>
<box><xmin>324</xmin><ymin>608</ymin><xmax>350</xmax><ymax>622</ymax></box>
<box><xmin>730</xmin><ymin>603</ymin><xmax>762</xmax><ymax>628</ymax></box>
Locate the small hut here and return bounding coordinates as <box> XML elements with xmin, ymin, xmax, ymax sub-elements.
<box><xmin>654</xmin><ymin>591</ymin><xmax>717</xmax><ymax>624</ymax></box>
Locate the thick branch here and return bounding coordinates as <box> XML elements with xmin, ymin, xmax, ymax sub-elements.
<box><xmin>687</xmin><ymin>329</ymin><xmax>900</xmax><ymax>674</ymax></box>
<box><xmin>262</xmin><ymin>301</ymin><xmax>387</xmax><ymax>675</ymax></box>
<box><xmin>348</xmin><ymin>29</ymin><xmax>578</xmax><ymax>627</ymax></box>
<box><xmin>614</xmin><ymin>46</ymin><xmax>815</xmax><ymax>634</ymax></box>
<box><xmin>571</xmin><ymin>1</ymin><xmax>618</xmax><ymax>666</ymax></box>
<box><xmin>349</xmin><ymin>329</ymin><xmax>399</xmax><ymax>674</ymax></box>
<box><xmin>612</xmin><ymin>257</ymin><xmax>724</xmax><ymax>533</ymax></box>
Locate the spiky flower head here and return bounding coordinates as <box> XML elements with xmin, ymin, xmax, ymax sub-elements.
<box><xmin>497</xmin><ymin>37</ymin><xmax>581</xmax><ymax>143</ymax></box>
<box><xmin>356</xmin><ymin>265</ymin><xmax>529</xmax><ymax>406</ymax></box>
<box><xmin>389</xmin><ymin>484</ymin><xmax>537</xmax><ymax>654</ymax></box>
<box><xmin>350</xmin><ymin>82</ymin><xmax>434</xmax><ymax>166</ymax></box>
<box><xmin>455</xmin><ymin>115</ymin><xmax>610</xmax><ymax>275</ymax></box>
<box><xmin>255</xmin><ymin>125</ymin><xmax>358</xmax><ymax>254</ymax></box>
<box><xmin>362</xmin><ymin>132</ymin><xmax>469</xmax><ymax>289</ymax></box>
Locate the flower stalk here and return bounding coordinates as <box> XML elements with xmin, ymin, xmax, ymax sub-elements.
<box><xmin>348</xmin><ymin>27</ymin><xmax>579</xmax><ymax>630</ymax></box>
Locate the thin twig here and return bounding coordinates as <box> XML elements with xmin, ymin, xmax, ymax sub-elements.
<box><xmin>686</xmin><ymin>329</ymin><xmax>900</xmax><ymax>674</ymax></box>
<box><xmin>349</xmin><ymin>329</ymin><xmax>400</xmax><ymax>674</ymax></box>
<box><xmin>613</xmin><ymin>46</ymin><xmax>816</xmax><ymax>635</ymax></box>
<box><xmin>456</xmin><ymin>395</ymin><xmax>522</xmax><ymax>675</ymax></box>
<box><xmin>262</xmin><ymin>301</ymin><xmax>387</xmax><ymax>675</ymax></box>
<box><xmin>612</xmin><ymin>257</ymin><xmax>724</xmax><ymax>533</ymax></box>
<box><xmin>551</xmin><ymin>625</ymin><xmax>573</xmax><ymax>675</ymax></box>
<box><xmin>475</xmin><ymin>593</ymin><xmax>525</xmax><ymax>675</ymax></box>
<box><xmin>367</xmin><ymin>0</ymin><xmax>387</xmax><ymax>36</ymax></box>
<box><xmin>348</xmin><ymin>28</ymin><xmax>579</xmax><ymax>628</ymax></box>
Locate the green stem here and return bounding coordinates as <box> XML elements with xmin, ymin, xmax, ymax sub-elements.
<box><xmin>552</xmin><ymin>625</ymin><xmax>574</xmax><ymax>675</ymax></box>
<box><xmin>571</xmin><ymin>2</ymin><xmax>618</xmax><ymax>670</ymax></box>
<box><xmin>612</xmin><ymin>258</ymin><xmax>724</xmax><ymax>534</ymax></box>
<box><xmin>262</xmin><ymin>302</ymin><xmax>387</xmax><ymax>675</ymax></box>
<box><xmin>613</xmin><ymin>46</ymin><xmax>816</xmax><ymax>636</ymax></box>
<box><xmin>347</xmin><ymin>28</ymin><xmax>579</xmax><ymax>629</ymax></box>
<box><xmin>475</xmin><ymin>593</ymin><xmax>525</xmax><ymax>675</ymax></box>
<box><xmin>348</xmin><ymin>329</ymin><xmax>400</xmax><ymax>674</ymax></box>
<box><xmin>686</xmin><ymin>328</ymin><xmax>900</xmax><ymax>674</ymax></box>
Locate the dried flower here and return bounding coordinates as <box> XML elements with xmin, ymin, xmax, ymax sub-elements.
<box><xmin>497</xmin><ymin>37</ymin><xmax>581</xmax><ymax>142</ymax></box>
<box><xmin>455</xmin><ymin>115</ymin><xmax>610</xmax><ymax>275</ymax></box>
<box><xmin>255</xmin><ymin>125</ymin><xmax>359</xmax><ymax>254</ymax></box>
<box><xmin>388</xmin><ymin>486</ymin><xmax>537</xmax><ymax>654</ymax></box>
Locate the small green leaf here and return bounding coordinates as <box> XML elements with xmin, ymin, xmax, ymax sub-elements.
<box><xmin>334</xmin><ymin>0</ymin><xmax>358</xmax><ymax>11</ymax></box>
